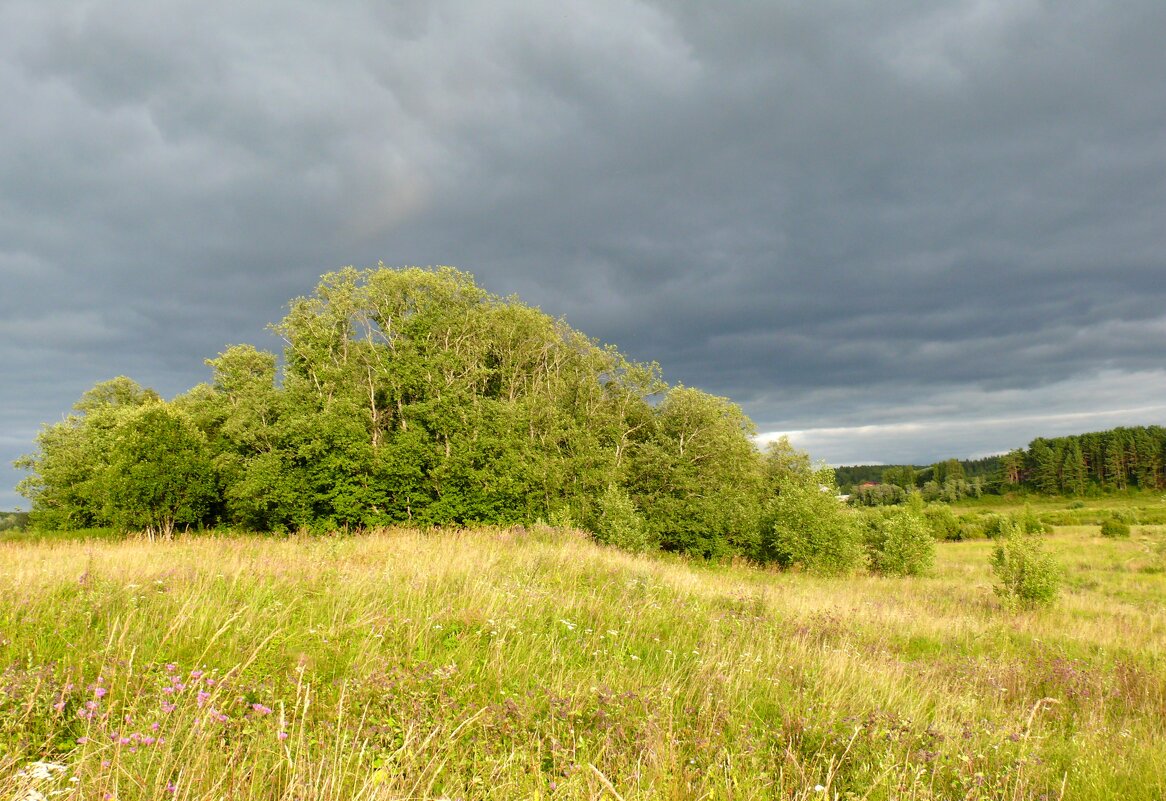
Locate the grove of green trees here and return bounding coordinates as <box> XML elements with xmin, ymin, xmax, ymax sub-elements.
<box><xmin>20</xmin><ymin>265</ymin><xmax>933</xmax><ymax>573</ymax></box>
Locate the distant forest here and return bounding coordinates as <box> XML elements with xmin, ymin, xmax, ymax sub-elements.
<box><xmin>836</xmin><ymin>425</ymin><xmax>1166</xmax><ymax>498</ymax></box>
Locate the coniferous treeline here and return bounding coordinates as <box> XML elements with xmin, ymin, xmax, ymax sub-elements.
<box><xmin>1001</xmin><ymin>427</ymin><xmax>1166</xmax><ymax>495</ymax></box>
<box><xmin>838</xmin><ymin>427</ymin><xmax>1166</xmax><ymax>500</ymax></box>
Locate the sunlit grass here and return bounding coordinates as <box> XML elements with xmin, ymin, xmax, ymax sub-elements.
<box><xmin>2</xmin><ymin>525</ymin><xmax>1165</xmax><ymax>799</ymax></box>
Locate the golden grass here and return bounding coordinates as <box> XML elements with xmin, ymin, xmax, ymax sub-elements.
<box><xmin>1</xmin><ymin>526</ymin><xmax>1164</xmax><ymax>799</ymax></box>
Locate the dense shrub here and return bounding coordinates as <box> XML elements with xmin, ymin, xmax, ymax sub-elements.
<box><xmin>957</xmin><ymin>514</ymin><xmax>987</xmax><ymax>540</ymax></box>
<box><xmin>982</xmin><ymin>514</ymin><xmax>1012</xmax><ymax>540</ymax></box>
<box><xmin>991</xmin><ymin>525</ymin><xmax>1061</xmax><ymax>608</ymax></box>
<box><xmin>593</xmin><ymin>484</ymin><xmax>654</xmax><ymax>552</ymax></box>
<box><xmin>849</xmin><ymin>483</ymin><xmax>906</xmax><ymax>506</ymax></box>
<box><xmin>762</xmin><ymin>477</ymin><xmax>864</xmax><ymax>575</ymax></box>
<box><xmin>861</xmin><ymin>507</ymin><xmax>935</xmax><ymax>576</ymax></box>
<box><xmin>922</xmin><ymin>504</ymin><xmax>961</xmax><ymax>541</ymax></box>
<box><xmin>1111</xmin><ymin>508</ymin><xmax>1138</xmax><ymax>524</ymax></box>
<box><xmin>1100</xmin><ymin>516</ymin><xmax>1131</xmax><ymax>538</ymax></box>
<box><xmin>1016</xmin><ymin>505</ymin><xmax>1053</xmax><ymax>535</ymax></box>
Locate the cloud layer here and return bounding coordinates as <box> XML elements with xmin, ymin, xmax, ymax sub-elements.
<box><xmin>4</xmin><ymin>1</ymin><xmax>1166</xmax><ymax>506</ymax></box>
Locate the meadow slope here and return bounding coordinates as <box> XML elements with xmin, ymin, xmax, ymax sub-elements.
<box><xmin>2</xmin><ymin>526</ymin><xmax>1164</xmax><ymax>800</ymax></box>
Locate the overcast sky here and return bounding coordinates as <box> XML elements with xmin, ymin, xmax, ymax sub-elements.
<box><xmin>3</xmin><ymin>1</ymin><xmax>1166</xmax><ymax>508</ymax></box>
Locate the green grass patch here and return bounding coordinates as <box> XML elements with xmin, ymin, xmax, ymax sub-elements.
<box><xmin>1</xmin><ymin>526</ymin><xmax>1164</xmax><ymax>799</ymax></box>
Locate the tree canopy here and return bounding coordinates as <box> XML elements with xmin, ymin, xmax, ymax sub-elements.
<box><xmin>18</xmin><ymin>265</ymin><xmax>853</xmax><ymax>568</ymax></box>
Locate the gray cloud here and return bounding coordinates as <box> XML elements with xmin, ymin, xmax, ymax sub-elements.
<box><xmin>3</xmin><ymin>0</ymin><xmax>1166</xmax><ymax>507</ymax></box>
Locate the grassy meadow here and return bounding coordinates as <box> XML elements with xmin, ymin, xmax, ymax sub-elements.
<box><xmin>2</xmin><ymin>523</ymin><xmax>1165</xmax><ymax>800</ymax></box>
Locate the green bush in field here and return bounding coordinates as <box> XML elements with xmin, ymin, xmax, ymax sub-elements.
<box><xmin>957</xmin><ymin>514</ymin><xmax>987</xmax><ymax>539</ymax></box>
<box><xmin>1111</xmin><ymin>508</ymin><xmax>1138</xmax><ymax>524</ymax></box>
<box><xmin>1100</xmin><ymin>516</ymin><xmax>1131</xmax><ymax>538</ymax></box>
<box><xmin>862</xmin><ymin>507</ymin><xmax>935</xmax><ymax>576</ymax></box>
<box><xmin>982</xmin><ymin>514</ymin><xmax>1012</xmax><ymax>539</ymax></box>
<box><xmin>991</xmin><ymin>524</ymin><xmax>1061</xmax><ymax>608</ymax></box>
<box><xmin>762</xmin><ymin>475</ymin><xmax>864</xmax><ymax>575</ymax></box>
<box><xmin>922</xmin><ymin>504</ymin><xmax>961</xmax><ymax>541</ymax></box>
<box><xmin>594</xmin><ymin>484</ymin><xmax>655</xmax><ymax>553</ymax></box>
<box><xmin>1016</xmin><ymin>504</ymin><xmax>1053</xmax><ymax>535</ymax></box>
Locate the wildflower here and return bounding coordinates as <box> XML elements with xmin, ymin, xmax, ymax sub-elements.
<box><xmin>197</xmin><ymin>691</ymin><xmax>211</xmax><ymax>707</ymax></box>
<box><xmin>251</xmin><ymin>703</ymin><xmax>272</xmax><ymax>715</ymax></box>
<box><xmin>166</xmin><ymin>781</ymin><xmax>177</xmax><ymax>793</ymax></box>
<box><xmin>190</xmin><ymin>670</ymin><xmax>203</xmax><ymax>680</ymax></box>
<box><xmin>94</xmin><ymin>687</ymin><xmax>108</xmax><ymax>699</ymax></box>
<box><xmin>19</xmin><ymin>761</ymin><xmax>67</xmax><ymax>781</ymax></box>
<box><xmin>814</xmin><ymin>785</ymin><xmax>826</xmax><ymax>793</ymax></box>
<box><xmin>165</xmin><ymin>664</ymin><xmax>177</xmax><ymax>673</ymax></box>
<box><xmin>278</xmin><ymin>731</ymin><xmax>289</xmax><ymax>741</ymax></box>
<box><xmin>161</xmin><ymin>702</ymin><xmax>176</xmax><ymax>713</ymax></box>
<box><xmin>53</xmin><ymin>701</ymin><xmax>66</xmax><ymax>712</ymax></box>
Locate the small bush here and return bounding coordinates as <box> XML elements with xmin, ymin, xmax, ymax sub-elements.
<box><xmin>982</xmin><ymin>514</ymin><xmax>1012</xmax><ymax>539</ymax></box>
<box><xmin>594</xmin><ymin>484</ymin><xmax>655</xmax><ymax>552</ymax></box>
<box><xmin>762</xmin><ymin>482</ymin><xmax>864</xmax><ymax>575</ymax></box>
<box><xmin>991</xmin><ymin>525</ymin><xmax>1062</xmax><ymax>608</ymax></box>
<box><xmin>1111</xmin><ymin>508</ymin><xmax>1138</xmax><ymax>524</ymax></box>
<box><xmin>957</xmin><ymin>514</ymin><xmax>987</xmax><ymax>540</ymax></box>
<box><xmin>1016</xmin><ymin>505</ymin><xmax>1053</xmax><ymax>535</ymax></box>
<box><xmin>863</xmin><ymin>507</ymin><xmax>935</xmax><ymax>576</ymax></box>
<box><xmin>1100</xmin><ymin>516</ymin><xmax>1131</xmax><ymax>538</ymax></box>
<box><xmin>922</xmin><ymin>504</ymin><xmax>961</xmax><ymax>541</ymax></box>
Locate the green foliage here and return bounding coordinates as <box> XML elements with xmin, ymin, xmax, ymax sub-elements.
<box><xmin>0</xmin><ymin>511</ymin><xmax>28</xmax><ymax>532</ymax></box>
<box><xmin>15</xmin><ymin>378</ymin><xmax>159</xmax><ymax>530</ymax></box>
<box><xmin>881</xmin><ymin>465</ymin><xmax>918</xmax><ymax>490</ymax></box>
<box><xmin>860</xmin><ymin>506</ymin><xmax>936</xmax><ymax>576</ymax></box>
<box><xmin>593</xmin><ymin>484</ymin><xmax>654</xmax><ymax>552</ymax></box>
<box><xmin>849</xmin><ymin>483</ymin><xmax>906</xmax><ymax>506</ymax></box>
<box><xmin>991</xmin><ymin>526</ymin><xmax>1062</xmax><ymax>607</ymax></box>
<box><xmin>101</xmin><ymin>404</ymin><xmax>218</xmax><ymax>538</ymax></box>
<box><xmin>982</xmin><ymin>513</ymin><xmax>1013</xmax><ymax>540</ymax></box>
<box><xmin>1100</xmin><ymin>516</ymin><xmax>1131</xmax><ymax>538</ymax></box>
<box><xmin>15</xmin><ymin>266</ymin><xmax>778</xmax><ymax>562</ymax></box>
<box><xmin>922</xmin><ymin>503</ymin><xmax>962</xmax><ymax>541</ymax></box>
<box><xmin>624</xmin><ymin>386</ymin><xmax>762</xmax><ymax>558</ymax></box>
<box><xmin>1016</xmin><ymin>504</ymin><xmax>1053</xmax><ymax>535</ymax></box>
<box><xmin>761</xmin><ymin>463</ymin><xmax>863</xmax><ymax>575</ymax></box>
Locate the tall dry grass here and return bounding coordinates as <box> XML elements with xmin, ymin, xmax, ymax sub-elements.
<box><xmin>1</xmin><ymin>525</ymin><xmax>1164</xmax><ymax>799</ymax></box>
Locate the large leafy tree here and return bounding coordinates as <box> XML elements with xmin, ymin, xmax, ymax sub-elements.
<box><xmin>623</xmin><ymin>386</ymin><xmax>762</xmax><ymax>558</ymax></box>
<box><xmin>15</xmin><ymin>377</ymin><xmax>159</xmax><ymax>529</ymax></box>
<box><xmin>101</xmin><ymin>403</ymin><xmax>217</xmax><ymax>538</ymax></box>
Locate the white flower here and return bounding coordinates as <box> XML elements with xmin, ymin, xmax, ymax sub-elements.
<box><xmin>19</xmin><ymin>762</ymin><xmax>67</xmax><ymax>781</ymax></box>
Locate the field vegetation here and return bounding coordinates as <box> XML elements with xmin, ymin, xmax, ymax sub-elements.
<box><xmin>8</xmin><ymin>264</ymin><xmax>1166</xmax><ymax>797</ymax></box>
<box><xmin>3</xmin><ymin>523</ymin><xmax>1166</xmax><ymax>800</ymax></box>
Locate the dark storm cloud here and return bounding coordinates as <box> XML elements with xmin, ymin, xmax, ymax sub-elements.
<box><xmin>4</xmin><ymin>0</ymin><xmax>1166</xmax><ymax>506</ymax></box>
